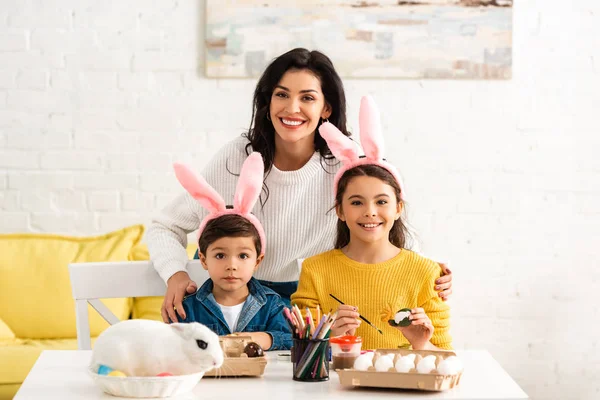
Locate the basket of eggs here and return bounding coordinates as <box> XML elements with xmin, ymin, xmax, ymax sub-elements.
<box><xmin>204</xmin><ymin>335</ymin><xmax>268</xmax><ymax>377</ymax></box>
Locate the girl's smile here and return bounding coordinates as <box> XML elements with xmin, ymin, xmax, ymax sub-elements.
<box><xmin>357</xmin><ymin>222</ymin><xmax>383</xmax><ymax>230</ymax></box>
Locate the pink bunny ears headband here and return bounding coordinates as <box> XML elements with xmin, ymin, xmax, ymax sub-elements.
<box><xmin>319</xmin><ymin>95</ymin><xmax>405</xmax><ymax>200</ymax></box>
<box><xmin>173</xmin><ymin>152</ymin><xmax>266</xmax><ymax>256</ymax></box>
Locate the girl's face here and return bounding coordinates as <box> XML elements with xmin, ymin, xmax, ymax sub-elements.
<box><xmin>336</xmin><ymin>176</ymin><xmax>403</xmax><ymax>246</ymax></box>
<box><xmin>269</xmin><ymin>69</ymin><xmax>331</xmax><ymax>148</ymax></box>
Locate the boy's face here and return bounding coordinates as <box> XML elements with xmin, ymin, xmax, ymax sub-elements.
<box><xmin>199</xmin><ymin>236</ymin><xmax>263</xmax><ymax>295</ymax></box>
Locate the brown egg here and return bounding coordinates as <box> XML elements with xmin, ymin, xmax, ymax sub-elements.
<box><xmin>243</xmin><ymin>342</ymin><xmax>264</xmax><ymax>358</ymax></box>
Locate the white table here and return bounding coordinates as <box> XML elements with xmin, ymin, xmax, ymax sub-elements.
<box><xmin>15</xmin><ymin>350</ymin><xmax>528</xmax><ymax>400</ymax></box>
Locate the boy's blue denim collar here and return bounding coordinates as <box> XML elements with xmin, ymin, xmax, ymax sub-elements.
<box><xmin>194</xmin><ymin>277</ymin><xmax>274</xmax><ymax>332</ymax></box>
<box><xmin>181</xmin><ymin>276</ymin><xmax>292</xmax><ymax>350</ymax></box>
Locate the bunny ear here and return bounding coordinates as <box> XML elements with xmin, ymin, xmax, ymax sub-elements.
<box><xmin>170</xmin><ymin>323</ymin><xmax>192</xmax><ymax>340</ymax></box>
<box><xmin>359</xmin><ymin>95</ymin><xmax>384</xmax><ymax>160</ymax></box>
<box><xmin>173</xmin><ymin>163</ymin><xmax>226</xmax><ymax>213</ymax></box>
<box><xmin>234</xmin><ymin>152</ymin><xmax>264</xmax><ymax>214</ymax></box>
<box><xmin>319</xmin><ymin>122</ymin><xmax>361</xmax><ymax>163</ymax></box>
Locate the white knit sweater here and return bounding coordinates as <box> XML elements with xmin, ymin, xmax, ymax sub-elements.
<box><xmin>147</xmin><ymin>136</ymin><xmax>341</xmax><ymax>284</ymax></box>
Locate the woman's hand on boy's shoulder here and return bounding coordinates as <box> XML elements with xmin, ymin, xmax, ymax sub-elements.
<box><xmin>435</xmin><ymin>262</ymin><xmax>452</xmax><ymax>301</ymax></box>
<box><xmin>162</xmin><ymin>271</ymin><xmax>198</xmax><ymax>323</ymax></box>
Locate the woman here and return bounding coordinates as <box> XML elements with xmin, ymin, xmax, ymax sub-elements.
<box><xmin>147</xmin><ymin>48</ymin><xmax>453</xmax><ymax>323</ymax></box>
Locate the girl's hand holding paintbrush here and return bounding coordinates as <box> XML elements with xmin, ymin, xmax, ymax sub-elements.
<box><xmin>330</xmin><ymin>304</ymin><xmax>361</xmax><ymax>336</ymax></box>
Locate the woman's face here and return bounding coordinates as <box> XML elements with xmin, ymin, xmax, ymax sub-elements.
<box><xmin>269</xmin><ymin>69</ymin><xmax>331</xmax><ymax>148</ymax></box>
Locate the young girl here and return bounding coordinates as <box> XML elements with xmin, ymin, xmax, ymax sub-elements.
<box><xmin>291</xmin><ymin>96</ymin><xmax>451</xmax><ymax>351</ymax></box>
<box><xmin>174</xmin><ymin>153</ymin><xmax>291</xmax><ymax>350</ymax></box>
<box><xmin>148</xmin><ymin>48</ymin><xmax>453</xmax><ymax>323</ymax></box>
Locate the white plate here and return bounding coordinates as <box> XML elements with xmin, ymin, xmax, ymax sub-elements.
<box><xmin>88</xmin><ymin>368</ymin><xmax>204</xmax><ymax>398</ymax></box>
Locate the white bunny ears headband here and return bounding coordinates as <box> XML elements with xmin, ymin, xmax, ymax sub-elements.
<box><xmin>319</xmin><ymin>95</ymin><xmax>405</xmax><ymax>200</ymax></box>
<box><xmin>173</xmin><ymin>152</ymin><xmax>266</xmax><ymax>256</ymax></box>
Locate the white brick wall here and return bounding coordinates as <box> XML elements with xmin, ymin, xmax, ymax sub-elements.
<box><xmin>0</xmin><ymin>1</ymin><xmax>598</xmax><ymax>398</ymax></box>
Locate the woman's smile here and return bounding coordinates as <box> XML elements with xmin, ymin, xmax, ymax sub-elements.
<box><xmin>279</xmin><ymin>117</ymin><xmax>306</xmax><ymax>129</ymax></box>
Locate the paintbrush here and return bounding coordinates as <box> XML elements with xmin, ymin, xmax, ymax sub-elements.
<box><xmin>329</xmin><ymin>293</ymin><xmax>383</xmax><ymax>335</ymax></box>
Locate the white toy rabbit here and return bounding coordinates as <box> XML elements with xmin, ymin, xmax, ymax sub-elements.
<box><xmin>90</xmin><ymin>319</ymin><xmax>223</xmax><ymax>377</ymax></box>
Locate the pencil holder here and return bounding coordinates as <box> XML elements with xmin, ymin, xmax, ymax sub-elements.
<box><xmin>292</xmin><ymin>338</ymin><xmax>330</xmax><ymax>382</ymax></box>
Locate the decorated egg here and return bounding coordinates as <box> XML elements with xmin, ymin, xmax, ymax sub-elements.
<box><xmin>97</xmin><ymin>365</ymin><xmax>113</xmax><ymax>375</ymax></box>
<box><xmin>243</xmin><ymin>342</ymin><xmax>264</xmax><ymax>358</ymax></box>
<box><xmin>388</xmin><ymin>308</ymin><xmax>412</xmax><ymax>327</ymax></box>
<box><xmin>107</xmin><ymin>370</ymin><xmax>127</xmax><ymax>377</ymax></box>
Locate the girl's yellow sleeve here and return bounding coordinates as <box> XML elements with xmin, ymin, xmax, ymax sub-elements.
<box><xmin>290</xmin><ymin>259</ymin><xmax>322</xmax><ymax>323</ymax></box>
<box><xmin>418</xmin><ymin>264</ymin><xmax>452</xmax><ymax>350</ymax></box>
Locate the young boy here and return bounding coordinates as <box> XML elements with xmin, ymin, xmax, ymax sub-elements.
<box><xmin>172</xmin><ymin>153</ymin><xmax>291</xmax><ymax>350</ymax></box>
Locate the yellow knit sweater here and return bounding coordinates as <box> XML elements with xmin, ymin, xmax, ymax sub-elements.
<box><xmin>291</xmin><ymin>249</ymin><xmax>452</xmax><ymax>350</ymax></box>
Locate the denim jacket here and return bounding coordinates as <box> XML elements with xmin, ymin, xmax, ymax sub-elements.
<box><xmin>179</xmin><ymin>277</ymin><xmax>292</xmax><ymax>350</ymax></box>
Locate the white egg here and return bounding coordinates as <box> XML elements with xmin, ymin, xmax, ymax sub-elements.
<box><xmin>403</xmin><ymin>353</ymin><xmax>416</xmax><ymax>363</ymax></box>
<box><xmin>394</xmin><ymin>356</ymin><xmax>414</xmax><ymax>373</ymax></box>
<box><xmin>353</xmin><ymin>354</ymin><xmax>373</xmax><ymax>371</ymax></box>
<box><xmin>437</xmin><ymin>359</ymin><xmax>459</xmax><ymax>375</ymax></box>
<box><xmin>443</xmin><ymin>356</ymin><xmax>463</xmax><ymax>371</ymax></box>
<box><xmin>416</xmin><ymin>358</ymin><xmax>436</xmax><ymax>374</ymax></box>
<box><xmin>374</xmin><ymin>356</ymin><xmax>394</xmax><ymax>372</ymax></box>
<box><xmin>422</xmin><ymin>355</ymin><xmax>436</xmax><ymax>364</ymax></box>
<box><xmin>385</xmin><ymin>353</ymin><xmax>396</xmax><ymax>361</ymax></box>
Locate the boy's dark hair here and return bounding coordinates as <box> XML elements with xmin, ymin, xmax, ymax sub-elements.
<box><xmin>198</xmin><ymin>214</ymin><xmax>262</xmax><ymax>256</ymax></box>
<box><xmin>334</xmin><ymin>165</ymin><xmax>410</xmax><ymax>250</ymax></box>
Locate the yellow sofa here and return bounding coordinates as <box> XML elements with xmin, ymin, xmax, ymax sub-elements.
<box><xmin>0</xmin><ymin>225</ymin><xmax>196</xmax><ymax>400</ymax></box>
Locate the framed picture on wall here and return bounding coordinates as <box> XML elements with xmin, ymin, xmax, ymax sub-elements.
<box><xmin>205</xmin><ymin>0</ymin><xmax>513</xmax><ymax>79</ymax></box>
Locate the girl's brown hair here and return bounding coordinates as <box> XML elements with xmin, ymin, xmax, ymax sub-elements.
<box><xmin>334</xmin><ymin>164</ymin><xmax>410</xmax><ymax>249</ymax></box>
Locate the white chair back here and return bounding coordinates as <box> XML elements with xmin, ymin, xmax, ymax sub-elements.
<box><xmin>68</xmin><ymin>260</ymin><xmax>209</xmax><ymax>350</ymax></box>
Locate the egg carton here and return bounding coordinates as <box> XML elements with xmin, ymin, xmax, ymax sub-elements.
<box><xmin>204</xmin><ymin>335</ymin><xmax>267</xmax><ymax>377</ymax></box>
<box><xmin>336</xmin><ymin>349</ymin><xmax>463</xmax><ymax>391</ymax></box>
